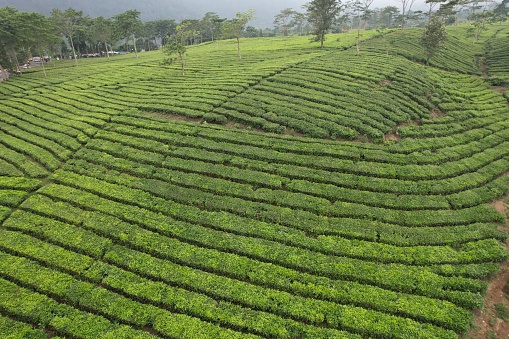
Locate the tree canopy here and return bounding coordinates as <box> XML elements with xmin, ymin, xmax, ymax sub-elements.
<box><xmin>420</xmin><ymin>14</ymin><xmax>448</xmax><ymax>64</ymax></box>
<box><xmin>221</xmin><ymin>9</ymin><xmax>255</xmax><ymax>59</ymax></box>
<box><xmin>306</xmin><ymin>0</ymin><xmax>342</xmax><ymax>48</ymax></box>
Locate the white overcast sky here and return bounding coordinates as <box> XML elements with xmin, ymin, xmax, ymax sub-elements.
<box><xmin>0</xmin><ymin>0</ymin><xmax>430</xmax><ymax>27</ymax></box>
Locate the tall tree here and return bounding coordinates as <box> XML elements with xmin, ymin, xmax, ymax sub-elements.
<box><xmin>201</xmin><ymin>12</ymin><xmax>224</xmax><ymax>42</ymax></box>
<box><xmin>380</xmin><ymin>6</ymin><xmax>400</xmax><ymax>27</ymax></box>
<box><xmin>305</xmin><ymin>0</ymin><xmax>342</xmax><ymax>48</ymax></box>
<box><xmin>162</xmin><ymin>22</ymin><xmax>192</xmax><ymax>76</ymax></box>
<box><xmin>425</xmin><ymin>0</ymin><xmax>448</xmax><ymax>19</ymax></box>
<box><xmin>351</xmin><ymin>0</ymin><xmax>375</xmax><ymax>54</ymax></box>
<box><xmin>0</xmin><ymin>6</ymin><xmax>20</xmax><ymax>78</ymax></box>
<box><xmin>398</xmin><ymin>0</ymin><xmax>417</xmax><ymax>28</ymax></box>
<box><xmin>436</xmin><ymin>0</ymin><xmax>461</xmax><ymax>24</ymax></box>
<box><xmin>274</xmin><ymin>8</ymin><xmax>299</xmax><ymax>36</ymax></box>
<box><xmin>114</xmin><ymin>10</ymin><xmax>142</xmax><ymax>59</ymax></box>
<box><xmin>221</xmin><ymin>9</ymin><xmax>255</xmax><ymax>59</ymax></box>
<box><xmin>0</xmin><ymin>7</ymin><xmax>20</xmax><ymax>74</ymax></box>
<box><xmin>91</xmin><ymin>16</ymin><xmax>114</xmax><ymax>59</ymax></box>
<box><xmin>151</xmin><ymin>19</ymin><xmax>177</xmax><ymax>46</ymax></box>
<box><xmin>291</xmin><ymin>12</ymin><xmax>308</xmax><ymax>35</ymax></box>
<box><xmin>420</xmin><ymin>14</ymin><xmax>448</xmax><ymax>64</ymax></box>
<box><xmin>24</xmin><ymin>12</ymin><xmax>58</xmax><ymax>76</ymax></box>
<box><xmin>492</xmin><ymin>0</ymin><xmax>509</xmax><ymax>22</ymax></box>
<box><xmin>51</xmin><ymin>8</ymin><xmax>82</xmax><ymax>65</ymax></box>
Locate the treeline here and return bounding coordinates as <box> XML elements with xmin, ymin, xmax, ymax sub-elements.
<box><xmin>1</xmin><ymin>0</ymin><xmax>507</xmax><ymax>77</ymax></box>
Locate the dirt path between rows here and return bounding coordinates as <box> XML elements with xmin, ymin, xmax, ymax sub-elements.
<box><xmin>464</xmin><ymin>196</ymin><xmax>509</xmax><ymax>338</ymax></box>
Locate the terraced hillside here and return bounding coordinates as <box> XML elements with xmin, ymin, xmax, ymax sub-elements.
<box><xmin>486</xmin><ymin>26</ymin><xmax>509</xmax><ymax>86</ymax></box>
<box><xmin>0</xmin><ymin>28</ymin><xmax>508</xmax><ymax>338</ymax></box>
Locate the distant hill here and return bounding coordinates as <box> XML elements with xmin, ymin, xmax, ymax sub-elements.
<box><xmin>0</xmin><ymin>0</ymin><xmax>307</xmax><ymax>27</ymax></box>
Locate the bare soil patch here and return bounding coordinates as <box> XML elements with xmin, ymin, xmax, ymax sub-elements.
<box><xmin>430</xmin><ymin>108</ymin><xmax>446</xmax><ymax>120</ymax></box>
<box><xmin>464</xmin><ymin>193</ymin><xmax>509</xmax><ymax>339</ymax></box>
<box><xmin>491</xmin><ymin>86</ymin><xmax>507</xmax><ymax>95</ymax></box>
<box><xmin>284</xmin><ymin>129</ymin><xmax>305</xmax><ymax>137</ymax></box>
<box><xmin>384</xmin><ymin>132</ymin><xmax>400</xmax><ymax>142</ymax></box>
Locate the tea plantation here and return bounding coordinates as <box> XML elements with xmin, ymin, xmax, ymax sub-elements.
<box><xmin>0</xmin><ymin>26</ymin><xmax>508</xmax><ymax>338</ymax></box>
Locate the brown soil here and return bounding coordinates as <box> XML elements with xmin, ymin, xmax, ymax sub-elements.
<box><xmin>430</xmin><ymin>107</ymin><xmax>446</xmax><ymax>120</ymax></box>
<box><xmin>491</xmin><ymin>86</ymin><xmax>507</xmax><ymax>95</ymax></box>
<box><xmin>465</xmin><ymin>261</ymin><xmax>509</xmax><ymax>339</ymax></box>
<box><xmin>493</xmin><ymin>199</ymin><xmax>508</xmax><ymax>218</ymax></box>
<box><xmin>384</xmin><ymin>132</ymin><xmax>400</xmax><ymax>142</ymax></box>
<box><xmin>380</xmin><ymin>79</ymin><xmax>392</xmax><ymax>86</ymax></box>
<box><xmin>143</xmin><ymin>326</ymin><xmax>159</xmax><ymax>336</ymax></box>
<box><xmin>284</xmin><ymin>129</ymin><xmax>305</xmax><ymax>137</ymax></box>
<box><xmin>382</xmin><ymin>119</ymin><xmax>423</xmax><ymax>143</ymax></box>
<box><xmin>465</xmin><ymin>195</ymin><xmax>509</xmax><ymax>339</ymax></box>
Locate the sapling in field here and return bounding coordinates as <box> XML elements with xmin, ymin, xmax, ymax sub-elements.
<box><xmin>162</xmin><ymin>22</ymin><xmax>192</xmax><ymax>76</ymax></box>
<box><xmin>420</xmin><ymin>15</ymin><xmax>448</xmax><ymax>65</ymax></box>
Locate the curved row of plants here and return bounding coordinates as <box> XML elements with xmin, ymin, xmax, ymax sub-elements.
<box><xmin>2</xmin><ymin>190</ymin><xmax>476</xmax><ymax>337</ymax></box>
<box><xmin>486</xmin><ymin>27</ymin><xmax>509</xmax><ymax>85</ymax></box>
<box><xmin>0</xmin><ymin>26</ymin><xmax>508</xmax><ymax>338</ymax></box>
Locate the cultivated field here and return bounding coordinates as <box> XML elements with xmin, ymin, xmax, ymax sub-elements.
<box><xmin>0</xmin><ymin>26</ymin><xmax>509</xmax><ymax>338</ymax></box>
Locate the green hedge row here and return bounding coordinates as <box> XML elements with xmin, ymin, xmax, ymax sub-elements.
<box><xmin>0</xmin><ymin>244</ymin><xmax>360</xmax><ymax>339</ymax></box>
<box><xmin>102</xmin><ymin>121</ymin><xmax>509</xmax><ymax>185</ymax></box>
<box><xmin>0</xmin><ymin>159</ymin><xmax>22</xmax><ymax>176</ymax></box>
<box><xmin>63</xmin><ymin>151</ymin><xmax>505</xmax><ymax>228</ymax></box>
<box><xmin>28</xmin><ymin>96</ymin><xmax>107</xmax><ymax>128</ymax></box>
<box><xmin>0</xmin><ymin>210</ymin><xmax>469</xmax><ymax>336</ymax></box>
<box><xmin>0</xmin><ymin>111</ymin><xmax>81</xmax><ymax>151</ymax></box>
<box><xmin>0</xmin><ymin>177</ymin><xmax>40</xmax><ymax>190</ymax></box>
<box><xmin>27</xmin><ymin>172</ymin><xmax>506</xmax><ymax>254</ymax></box>
<box><xmin>73</xmin><ymin>146</ymin><xmax>458</xmax><ymax>212</ymax></box>
<box><xmin>0</xmin><ymin>103</ymin><xmax>83</xmax><ymax>139</ymax></box>
<box><xmin>37</xmin><ymin>180</ymin><xmax>488</xmax><ymax>307</ymax></box>
<box><xmin>0</xmin><ymin>144</ymin><xmax>49</xmax><ymax>178</ymax></box>
<box><xmin>0</xmin><ymin>314</ymin><xmax>47</xmax><ymax>339</ymax></box>
<box><xmin>0</xmin><ymin>133</ymin><xmax>60</xmax><ymax>171</ymax></box>
<box><xmin>7</xmin><ymin>98</ymin><xmax>101</xmax><ymax>135</ymax></box>
<box><xmin>0</xmin><ymin>122</ymin><xmax>73</xmax><ymax>161</ymax></box>
<box><xmin>0</xmin><ymin>251</ymin><xmax>265</xmax><ymax>339</ymax></box>
<box><xmin>51</xmin><ymin>169</ymin><xmax>504</xmax><ymax>265</ymax></box>
<box><xmin>0</xmin><ymin>277</ymin><xmax>158</xmax><ymax>339</ymax></box>
<box><xmin>41</xmin><ymin>164</ymin><xmax>509</xmax><ymax>270</ymax></box>
<box><xmin>0</xmin><ymin>190</ymin><xmax>27</xmax><ymax>208</ymax></box>
<box><xmin>113</xmin><ymin>112</ymin><xmax>509</xmax><ymax>168</ymax></box>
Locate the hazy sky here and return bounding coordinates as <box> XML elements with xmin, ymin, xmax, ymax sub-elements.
<box><xmin>0</xmin><ymin>0</ymin><xmax>429</xmax><ymax>27</ymax></box>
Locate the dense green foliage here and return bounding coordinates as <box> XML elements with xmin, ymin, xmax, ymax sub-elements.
<box><xmin>0</xmin><ymin>26</ymin><xmax>508</xmax><ymax>338</ymax></box>
<box><xmin>420</xmin><ymin>15</ymin><xmax>448</xmax><ymax>65</ymax></box>
<box><xmin>486</xmin><ymin>26</ymin><xmax>509</xmax><ymax>85</ymax></box>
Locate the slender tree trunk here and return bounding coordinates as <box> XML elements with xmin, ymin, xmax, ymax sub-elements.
<box><xmin>0</xmin><ymin>64</ymin><xmax>7</xmax><ymax>81</ymax></box>
<box><xmin>105</xmin><ymin>41</ymin><xmax>111</xmax><ymax>60</ymax></box>
<box><xmin>12</xmin><ymin>51</ymin><xmax>21</xmax><ymax>74</ymax></box>
<box><xmin>40</xmin><ymin>53</ymin><xmax>47</xmax><ymax>77</ymax></box>
<box><xmin>69</xmin><ymin>35</ymin><xmax>78</xmax><ymax>65</ymax></box>
<box><xmin>237</xmin><ymin>36</ymin><xmax>241</xmax><ymax>59</ymax></box>
<box><xmin>356</xmin><ymin>27</ymin><xmax>361</xmax><ymax>55</ymax></box>
<box><xmin>132</xmin><ymin>33</ymin><xmax>139</xmax><ymax>59</ymax></box>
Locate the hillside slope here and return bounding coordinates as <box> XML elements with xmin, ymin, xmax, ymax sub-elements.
<box><xmin>0</xmin><ymin>28</ymin><xmax>508</xmax><ymax>338</ymax></box>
